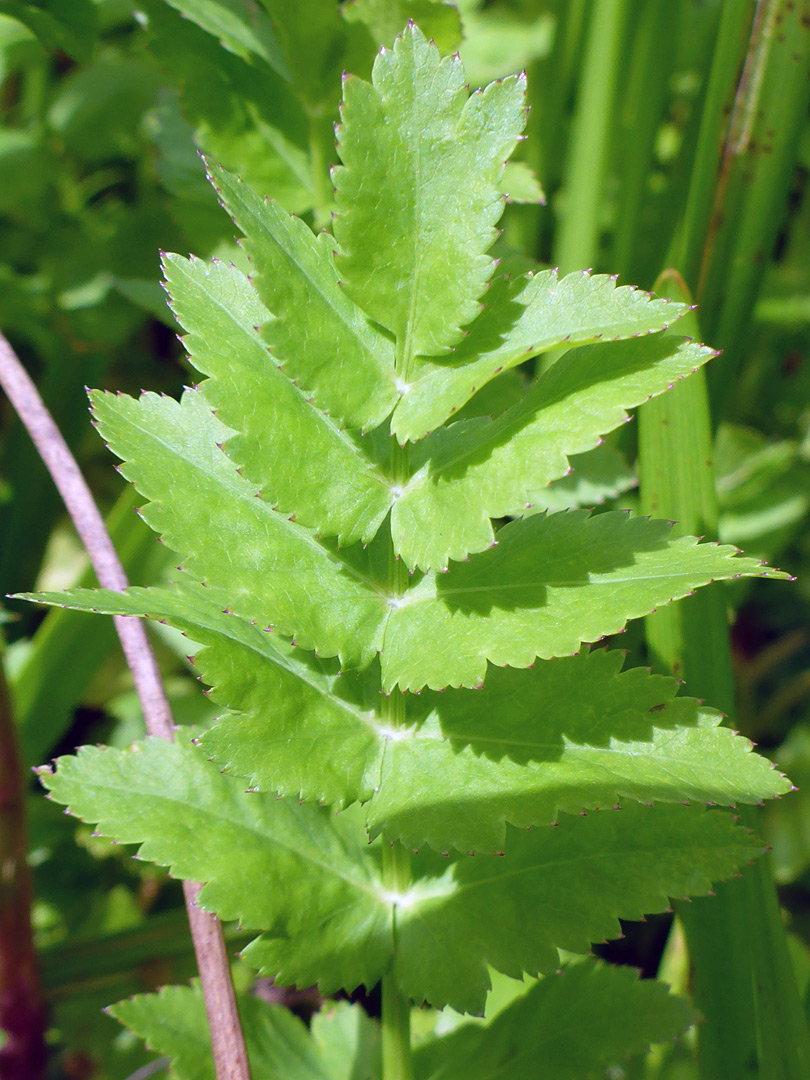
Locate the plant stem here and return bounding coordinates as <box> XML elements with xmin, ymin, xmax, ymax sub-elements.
<box><xmin>0</xmin><ymin>659</ymin><xmax>47</xmax><ymax>1079</ymax></box>
<box><xmin>380</xmin><ymin>366</ymin><xmax>414</xmax><ymax>1080</ymax></box>
<box><xmin>381</xmin><ymin>841</ymin><xmax>413</xmax><ymax>1080</ymax></box>
<box><xmin>697</xmin><ymin>0</ymin><xmax>778</xmax><ymax>305</ymax></box>
<box><xmin>0</xmin><ymin>331</ymin><xmax>252</xmax><ymax>1080</ymax></box>
<box><xmin>12</xmin><ymin>486</ymin><xmax>162</xmax><ymax>767</ymax></box>
<box><xmin>381</xmin><ymin>973</ymin><xmax>412</xmax><ymax>1080</ymax></box>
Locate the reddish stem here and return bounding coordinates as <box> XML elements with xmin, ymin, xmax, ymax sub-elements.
<box><xmin>0</xmin><ymin>332</ymin><xmax>251</xmax><ymax>1080</ymax></box>
<box><xmin>0</xmin><ymin>663</ymin><xmax>47</xmax><ymax>1079</ymax></box>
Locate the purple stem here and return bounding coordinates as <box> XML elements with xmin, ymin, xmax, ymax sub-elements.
<box><xmin>0</xmin><ymin>332</ymin><xmax>251</xmax><ymax>1080</ymax></box>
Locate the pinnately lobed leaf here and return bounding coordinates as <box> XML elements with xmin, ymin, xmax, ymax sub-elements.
<box><xmin>87</xmin><ymin>388</ymin><xmax>388</xmax><ymax>668</ymax></box>
<box><xmin>381</xmin><ymin>510</ymin><xmax>787</xmax><ymax>691</ymax></box>
<box><xmin>162</xmin><ymin>247</ymin><xmax>702</xmax><ymax>570</ymax></box>
<box><xmin>21</xmin><ymin>19</ymin><xmax>795</xmax><ymax>1022</ymax></box>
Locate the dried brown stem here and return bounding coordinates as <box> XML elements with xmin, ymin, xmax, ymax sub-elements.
<box><xmin>0</xmin><ymin>331</ymin><xmax>251</xmax><ymax>1080</ymax></box>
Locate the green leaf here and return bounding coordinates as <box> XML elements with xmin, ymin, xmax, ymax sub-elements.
<box><xmin>42</xmin><ymin>738</ymin><xmax>397</xmax><ymax>989</ymax></box>
<box><xmin>388</xmin><ymin>805</ymin><xmax>759</xmax><ymax>1012</ymax></box>
<box><xmin>452</xmin><ymin>369</ymin><xmax>529</xmax><ymax>423</ymax></box>
<box><xmin>24</xmin><ymin>582</ymin><xmax>385</xmax><ymax>808</ymax></box>
<box><xmin>148</xmin><ymin>90</ymin><xmax>232</xmax><ymax>252</ymax></box>
<box><xmin>209</xmin><ymin>161</ymin><xmax>399</xmax><ymax>430</ymax></box>
<box><xmin>146</xmin><ymin>7</ymin><xmax>316</xmax><ymax>221</ymax></box>
<box><xmin>0</xmin><ymin>129</ymin><xmax>53</xmax><ymax>217</ymax></box>
<box><xmin>89</xmin><ymin>388</ymin><xmax>387</xmax><ymax>666</ymax></box>
<box><xmin>366</xmin><ymin>650</ymin><xmax>790</xmax><ymax>852</ymax></box>
<box><xmin>715</xmin><ymin>423</ymin><xmax>810</xmax><ymax>562</ymax></box>
<box><xmin>196</xmin><ymin>629</ymin><xmax>383</xmax><ymax>808</ymax></box>
<box><xmin>499</xmin><ymin>161</ymin><xmax>545</xmax><ymax>204</ymax></box>
<box><xmin>39</xmin><ymin>736</ymin><xmax>761</xmax><ymax>1014</ymax></box>
<box><xmin>162</xmin><ymin>250</ymin><xmax>677</xmax><ymax>562</ymax></box>
<box><xmin>413</xmin><ymin>960</ymin><xmax>697</xmax><ymax>1080</ymax></box>
<box><xmin>310</xmin><ymin>1003</ymin><xmax>381</xmax><ymax>1080</ymax></box>
<box><xmin>48</xmin><ymin>54</ymin><xmax>162</xmax><ymax>164</ymax></box>
<box><xmin>0</xmin><ymin>0</ymin><xmax>96</xmax><ymax>61</ymax></box>
<box><xmin>391</xmin><ymin>270</ymin><xmax>689</xmax><ymax>443</ymax></box>
<box><xmin>110</xmin><ymin>982</ymin><xmax>367</xmax><ymax>1080</ymax></box>
<box><xmin>161</xmin><ymin>0</ymin><xmax>289</xmax><ymax>77</ymax></box>
<box><xmin>257</xmin><ymin>0</ymin><xmax>358</xmax><ymax>107</ymax></box>
<box><xmin>344</xmin><ymin>0</ymin><xmax>463</xmax><ymax>56</ymax></box>
<box><xmin>383</xmin><ymin>510</ymin><xmax>787</xmax><ymax>691</ymax></box>
<box><xmin>113</xmin><ymin>277</ymin><xmax>178</xmax><ymax>328</ymax></box>
<box><xmin>163</xmin><ymin>254</ymin><xmax>392</xmax><ymax>545</ymax></box>
<box><xmin>193</xmin><ymin>614</ymin><xmax>787</xmax><ymax>848</ymax></box>
<box><xmin>392</xmin><ymin>336</ymin><xmax>713</xmax><ymax>570</ymax></box>
<box><xmin>41</xmin><ymin>738</ymin><xmax>394</xmax><ymax>991</ymax></box>
<box><xmin>767</xmin><ymin>724</ymin><xmax>810</xmax><ymax>883</ymax></box>
<box><xmin>458</xmin><ymin>4</ymin><xmax>553</xmax><ymax>85</ymax></box>
<box><xmin>20</xmin><ymin>585</ymin><xmax>788</xmax><ymax>850</ymax></box>
<box><xmin>246</xmin><ymin>110</ymin><xmax>320</xmax><ymax>212</ymax></box>
<box><xmin>333</xmin><ymin>23</ymin><xmax>527</xmax><ymax>358</ymax></box>
<box><xmin>525</xmin><ymin>443</ymin><xmax>636</xmax><ymax>514</ymax></box>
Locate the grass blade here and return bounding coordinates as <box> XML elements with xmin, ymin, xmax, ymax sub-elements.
<box><xmin>553</xmin><ymin>0</ymin><xmax>631</xmax><ymax>275</ymax></box>
<box><xmin>694</xmin><ymin>1</ymin><xmax>810</xmax><ymax>417</ymax></box>
<box><xmin>639</xmin><ymin>271</ymin><xmax>810</xmax><ymax>1079</ymax></box>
